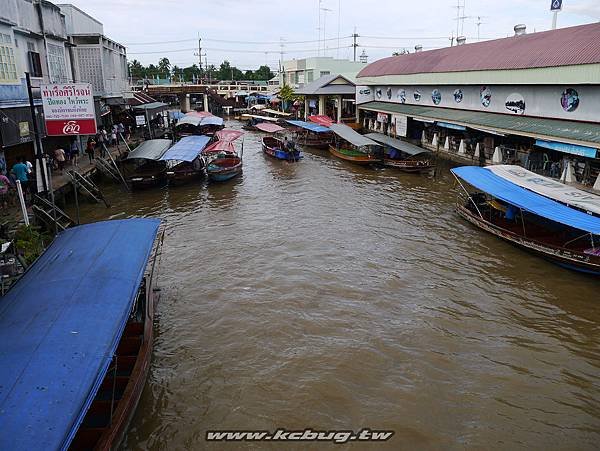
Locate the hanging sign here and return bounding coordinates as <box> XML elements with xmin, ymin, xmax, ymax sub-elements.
<box><xmin>550</xmin><ymin>0</ymin><xmax>562</xmax><ymax>11</ymax></box>
<box><xmin>136</xmin><ymin>115</ymin><xmax>147</xmax><ymax>126</ymax></box>
<box><xmin>377</xmin><ymin>112</ymin><xmax>388</xmax><ymax>123</ymax></box>
<box><xmin>393</xmin><ymin>115</ymin><xmax>407</xmax><ymax>137</ymax></box>
<box><xmin>41</xmin><ymin>83</ymin><xmax>97</xmax><ymax>136</ymax></box>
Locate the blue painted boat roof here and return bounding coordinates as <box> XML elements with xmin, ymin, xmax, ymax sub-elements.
<box><xmin>160</xmin><ymin>135</ymin><xmax>211</xmax><ymax>161</ymax></box>
<box><xmin>200</xmin><ymin>116</ymin><xmax>224</xmax><ymax>126</ymax></box>
<box><xmin>452</xmin><ymin>166</ymin><xmax>600</xmax><ymax>235</ymax></box>
<box><xmin>0</xmin><ymin>218</ymin><xmax>161</xmax><ymax>451</ymax></box>
<box><xmin>286</xmin><ymin>120</ymin><xmax>331</xmax><ymax>133</ymax></box>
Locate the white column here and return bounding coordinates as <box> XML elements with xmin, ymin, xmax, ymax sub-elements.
<box><xmin>444</xmin><ymin>136</ymin><xmax>450</xmax><ymax>151</ymax></box>
<box><xmin>474</xmin><ymin>143</ymin><xmax>480</xmax><ymax>158</ymax></box>
<box><xmin>560</xmin><ymin>160</ymin><xmax>576</xmax><ymax>183</ymax></box>
<box><xmin>336</xmin><ymin>95</ymin><xmax>342</xmax><ymax>123</ymax></box>
<box><xmin>458</xmin><ymin>139</ymin><xmax>466</xmax><ymax>155</ymax></box>
<box><xmin>593</xmin><ymin>173</ymin><xmax>600</xmax><ymax>191</ymax></box>
<box><xmin>432</xmin><ymin>133</ymin><xmax>438</xmax><ymax>147</ymax></box>
<box><xmin>421</xmin><ymin>130</ymin><xmax>426</xmax><ymax>143</ymax></box>
<box><xmin>179</xmin><ymin>94</ymin><xmax>190</xmax><ymax>113</ymax></box>
<box><xmin>304</xmin><ymin>97</ymin><xmax>309</xmax><ymax>120</ymax></box>
<box><xmin>318</xmin><ymin>95</ymin><xmax>326</xmax><ymax>115</ymax></box>
<box><xmin>492</xmin><ymin>146</ymin><xmax>503</xmax><ymax>164</ymax></box>
<box><xmin>203</xmin><ymin>93</ymin><xmax>209</xmax><ymax>112</ymax></box>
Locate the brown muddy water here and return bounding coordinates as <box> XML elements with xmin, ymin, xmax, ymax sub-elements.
<box><xmin>69</xmin><ymin>121</ymin><xmax>600</xmax><ymax>450</ymax></box>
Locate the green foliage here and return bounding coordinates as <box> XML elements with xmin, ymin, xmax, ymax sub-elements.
<box><xmin>128</xmin><ymin>58</ymin><xmax>274</xmax><ymax>82</ymax></box>
<box><xmin>14</xmin><ymin>225</ymin><xmax>52</xmax><ymax>265</ymax></box>
<box><xmin>279</xmin><ymin>84</ymin><xmax>295</xmax><ymax>102</ymax></box>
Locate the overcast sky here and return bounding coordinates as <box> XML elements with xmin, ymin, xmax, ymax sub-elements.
<box><xmin>68</xmin><ymin>0</ymin><xmax>600</xmax><ymax>70</ymax></box>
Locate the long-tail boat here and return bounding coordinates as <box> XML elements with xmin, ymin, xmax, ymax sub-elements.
<box><xmin>0</xmin><ymin>218</ymin><xmax>164</xmax><ymax>450</ymax></box>
<box><xmin>485</xmin><ymin>165</ymin><xmax>600</xmax><ymax>217</ymax></box>
<box><xmin>175</xmin><ymin>113</ymin><xmax>224</xmax><ymax>137</ymax></box>
<box><xmin>262</xmin><ymin>135</ymin><xmax>302</xmax><ymax>161</ymax></box>
<box><xmin>204</xmin><ymin>129</ymin><xmax>245</xmax><ymax>182</ymax></box>
<box><xmin>122</xmin><ymin>139</ymin><xmax>172</xmax><ymax>189</ymax></box>
<box><xmin>328</xmin><ymin>123</ymin><xmax>383</xmax><ymax>165</ymax></box>
<box><xmin>161</xmin><ymin>135</ymin><xmax>211</xmax><ymax>185</ymax></box>
<box><xmin>364</xmin><ymin>132</ymin><xmax>434</xmax><ymax>173</ymax></box>
<box><xmin>286</xmin><ymin>119</ymin><xmax>333</xmax><ymax>149</ymax></box>
<box><xmin>452</xmin><ymin>166</ymin><xmax>600</xmax><ymax>275</ymax></box>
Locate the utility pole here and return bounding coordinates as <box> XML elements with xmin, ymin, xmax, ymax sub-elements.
<box><xmin>352</xmin><ymin>29</ymin><xmax>359</xmax><ymax>62</ymax></box>
<box><xmin>279</xmin><ymin>37</ymin><xmax>285</xmax><ymax>84</ymax></box>
<box><xmin>25</xmin><ymin>72</ymin><xmax>47</xmax><ymax>193</ymax></box>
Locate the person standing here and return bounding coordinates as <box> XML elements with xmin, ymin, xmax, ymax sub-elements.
<box><xmin>86</xmin><ymin>137</ymin><xmax>96</xmax><ymax>163</ymax></box>
<box><xmin>54</xmin><ymin>147</ymin><xmax>66</xmax><ymax>173</ymax></box>
<box><xmin>10</xmin><ymin>157</ymin><xmax>29</xmax><ymax>200</ymax></box>
<box><xmin>117</xmin><ymin>122</ymin><xmax>125</xmax><ymax>143</ymax></box>
<box><xmin>0</xmin><ymin>172</ymin><xmax>12</xmax><ymax>211</ymax></box>
<box><xmin>111</xmin><ymin>128</ymin><xmax>118</xmax><ymax>147</ymax></box>
<box><xmin>70</xmin><ymin>139</ymin><xmax>80</xmax><ymax>167</ymax></box>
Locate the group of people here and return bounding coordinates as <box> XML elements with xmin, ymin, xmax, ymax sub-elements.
<box><xmin>1</xmin><ymin>121</ymin><xmax>131</xmax><ymax>213</ymax></box>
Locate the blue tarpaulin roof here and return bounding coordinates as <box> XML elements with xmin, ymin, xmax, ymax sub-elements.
<box><xmin>286</xmin><ymin>120</ymin><xmax>331</xmax><ymax>133</ymax></box>
<box><xmin>200</xmin><ymin>116</ymin><xmax>224</xmax><ymax>126</ymax></box>
<box><xmin>0</xmin><ymin>218</ymin><xmax>161</xmax><ymax>451</ymax></box>
<box><xmin>169</xmin><ymin>111</ymin><xmax>185</xmax><ymax>120</ymax></box>
<box><xmin>452</xmin><ymin>166</ymin><xmax>600</xmax><ymax>235</ymax></box>
<box><xmin>160</xmin><ymin>135</ymin><xmax>211</xmax><ymax>161</ymax></box>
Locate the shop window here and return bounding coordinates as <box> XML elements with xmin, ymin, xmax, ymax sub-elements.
<box><xmin>28</xmin><ymin>51</ymin><xmax>43</xmax><ymax>77</ymax></box>
<box><xmin>0</xmin><ymin>33</ymin><xmax>18</xmax><ymax>83</ymax></box>
<box><xmin>47</xmin><ymin>43</ymin><xmax>68</xmax><ymax>83</ymax></box>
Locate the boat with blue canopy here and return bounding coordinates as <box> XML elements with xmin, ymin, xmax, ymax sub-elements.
<box><xmin>161</xmin><ymin>135</ymin><xmax>211</xmax><ymax>185</ymax></box>
<box><xmin>123</xmin><ymin>139</ymin><xmax>172</xmax><ymax>189</ymax></box>
<box><xmin>0</xmin><ymin>218</ymin><xmax>164</xmax><ymax>450</ymax></box>
<box><xmin>452</xmin><ymin>166</ymin><xmax>600</xmax><ymax>275</ymax></box>
<box><xmin>364</xmin><ymin>132</ymin><xmax>434</xmax><ymax>174</ymax></box>
<box><xmin>286</xmin><ymin>120</ymin><xmax>333</xmax><ymax>149</ymax></box>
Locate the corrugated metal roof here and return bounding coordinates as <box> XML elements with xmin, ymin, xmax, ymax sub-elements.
<box><xmin>296</xmin><ymin>74</ymin><xmax>356</xmax><ymax>96</ymax></box>
<box><xmin>359</xmin><ymin>102</ymin><xmax>600</xmax><ymax>146</ymax></box>
<box><xmin>358</xmin><ymin>22</ymin><xmax>600</xmax><ymax>78</ymax></box>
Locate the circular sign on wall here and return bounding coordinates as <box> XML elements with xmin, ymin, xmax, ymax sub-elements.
<box><xmin>397</xmin><ymin>89</ymin><xmax>406</xmax><ymax>104</ymax></box>
<box><xmin>505</xmin><ymin>93</ymin><xmax>526</xmax><ymax>115</ymax></box>
<box><xmin>414</xmin><ymin>90</ymin><xmax>422</xmax><ymax>102</ymax></box>
<box><xmin>386</xmin><ymin>87</ymin><xmax>392</xmax><ymax>100</ymax></box>
<box><xmin>561</xmin><ymin>88</ymin><xmax>579</xmax><ymax>112</ymax></box>
<box><xmin>432</xmin><ymin>89</ymin><xmax>442</xmax><ymax>105</ymax></box>
<box><xmin>376</xmin><ymin>88</ymin><xmax>383</xmax><ymax>99</ymax></box>
<box><xmin>480</xmin><ymin>86</ymin><xmax>492</xmax><ymax>107</ymax></box>
<box><xmin>453</xmin><ymin>89</ymin><xmax>463</xmax><ymax>103</ymax></box>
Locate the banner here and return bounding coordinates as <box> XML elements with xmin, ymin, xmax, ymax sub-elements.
<box><xmin>376</xmin><ymin>112</ymin><xmax>388</xmax><ymax>123</ymax></box>
<box><xmin>393</xmin><ymin>115</ymin><xmax>407</xmax><ymax>137</ymax></box>
<box><xmin>41</xmin><ymin>83</ymin><xmax>97</xmax><ymax>136</ymax></box>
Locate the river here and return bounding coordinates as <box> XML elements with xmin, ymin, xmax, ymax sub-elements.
<box><xmin>69</xmin><ymin>121</ymin><xmax>600</xmax><ymax>450</ymax></box>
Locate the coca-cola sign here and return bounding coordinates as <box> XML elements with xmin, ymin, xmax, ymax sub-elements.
<box><xmin>41</xmin><ymin>83</ymin><xmax>97</xmax><ymax>136</ymax></box>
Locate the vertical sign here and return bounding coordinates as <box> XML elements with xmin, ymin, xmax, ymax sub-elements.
<box><xmin>393</xmin><ymin>114</ymin><xmax>408</xmax><ymax>137</ymax></box>
<box><xmin>550</xmin><ymin>0</ymin><xmax>562</xmax><ymax>10</ymax></box>
<box><xmin>41</xmin><ymin>83</ymin><xmax>97</xmax><ymax>136</ymax></box>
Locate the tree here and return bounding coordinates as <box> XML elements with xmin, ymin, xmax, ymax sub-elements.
<box><xmin>128</xmin><ymin>59</ymin><xmax>144</xmax><ymax>79</ymax></box>
<box><xmin>183</xmin><ymin>64</ymin><xmax>200</xmax><ymax>82</ymax></box>
<box><xmin>253</xmin><ymin>65</ymin><xmax>274</xmax><ymax>81</ymax></box>
<box><xmin>279</xmin><ymin>84</ymin><xmax>295</xmax><ymax>111</ymax></box>
<box><xmin>158</xmin><ymin>57</ymin><xmax>171</xmax><ymax>78</ymax></box>
<box><xmin>172</xmin><ymin>65</ymin><xmax>182</xmax><ymax>82</ymax></box>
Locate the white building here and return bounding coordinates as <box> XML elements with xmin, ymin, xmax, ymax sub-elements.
<box><xmin>280</xmin><ymin>57</ymin><xmax>367</xmax><ymax>88</ymax></box>
<box><xmin>58</xmin><ymin>4</ymin><xmax>128</xmax><ymax>101</ymax></box>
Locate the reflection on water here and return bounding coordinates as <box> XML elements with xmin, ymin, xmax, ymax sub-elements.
<box><xmin>69</xmin><ymin>121</ymin><xmax>600</xmax><ymax>450</ymax></box>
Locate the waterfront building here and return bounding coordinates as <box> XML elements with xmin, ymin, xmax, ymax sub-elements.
<box><xmin>356</xmin><ymin>23</ymin><xmax>600</xmax><ymax>189</ymax></box>
<box><xmin>296</xmin><ymin>74</ymin><xmax>357</xmax><ymax>123</ymax></box>
<box><xmin>58</xmin><ymin>4</ymin><xmax>128</xmax><ymax>126</ymax></box>
<box><xmin>0</xmin><ymin>0</ymin><xmax>71</xmax><ymax>163</ymax></box>
<box><xmin>280</xmin><ymin>56</ymin><xmax>367</xmax><ymax>89</ymax></box>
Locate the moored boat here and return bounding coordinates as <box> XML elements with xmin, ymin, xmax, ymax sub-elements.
<box><xmin>262</xmin><ymin>135</ymin><xmax>302</xmax><ymax>161</ymax></box>
<box><xmin>364</xmin><ymin>132</ymin><xmax>435</xmax><ymax>173</ymax></box>
<box><xmin>122</xmin><ymin>139</ymin><xmax>172</xmax><ymax>189</ymax></box>
<box><xmin>175</xmin><ymin>113</ymin><xmax>224</xmax><ymax>137</ymax></box>
<box><xmin>452</xmin><ymin>166</ymin><xmax>600</xmax><ymax>275</ymax></box>
<box><xmin>161</xmin><ymin>135</ymin><xmax>211</xmax><ymax>185</ymax></box>
<box><xmin>207</xmin><ymin>154</ymin><xmax>243</xmax><ymax>182</ymax></box>
<box><xmin>329</xmin><ymin>123</ymin><xmax>383</xmax><ymax>165</ymax></box>
<box><xmin>286</xmin><ymin>119</ymin><xmax>332</xmax><ymax>149</ymax></box>
<box><xmin>0</xmin><ymin>218</ymin><xmax>164</xmax><ymax>450</ymax></box>
<box><xmin>203</xmin><ymin>129</ymin><xmax>245</xmax><ymax>182</ymax></box>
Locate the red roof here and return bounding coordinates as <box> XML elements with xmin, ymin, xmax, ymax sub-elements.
<box><xmin>358</xmin><ymin>22</ymin><xmax>600</xmax><ymax>78</ymax></box>
<box><xmin>308</xmin><ymin>115</ymin><xmax>334</xmax><ymax>127</ymax></box>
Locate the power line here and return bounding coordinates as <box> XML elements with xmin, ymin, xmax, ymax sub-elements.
<box><xmin>125</xmin><ymin>35</ymin><xmax>350</xmax><ymax>46</ymax></box>
<box><xmin>129</xmin><ymin>44</ymin><xmax>353</xmax><ymax>55</ymax></box>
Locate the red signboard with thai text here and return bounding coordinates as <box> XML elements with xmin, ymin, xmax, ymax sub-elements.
<box><xmin>40</xmin><ymin>83</ymin><xmax>97</xmax><ymax>136</ymax></box>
